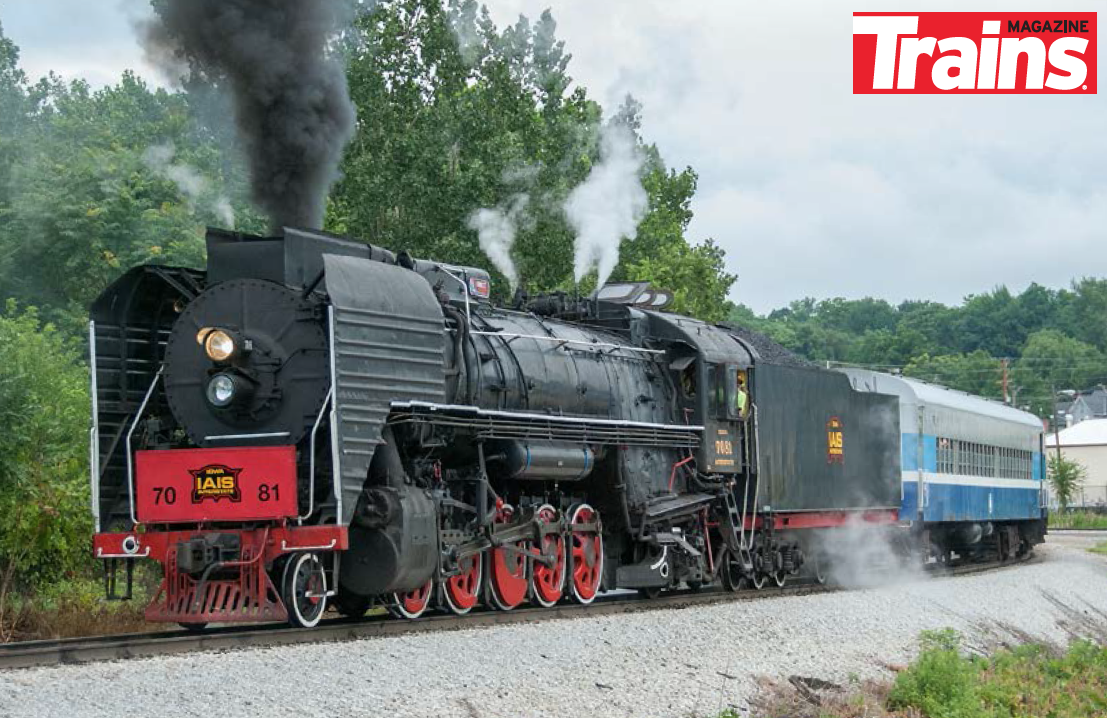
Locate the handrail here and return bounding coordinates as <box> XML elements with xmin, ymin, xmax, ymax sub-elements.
<box><xmin>436</xmin><ymin>265</ymin><xmax>472</xmax><ymax>322</ymax></box>
<box><xmin>298</xmin><ymin>387</ymin><xmax>334</xmax><ymax>524</ymax></box>
<box><xmin>125</xmin><ymin>367</ymin><xmax>164</xmax><ymax>527</ymax></box>
<box><xmin>96</xmin><ymin>547</ymin><xmax>151</xmax><ymax>559</ymax></box>
<box><xmin>327</xmin><ymin>307</ymin><xmax>343</xmax><ymax>524</ymax></box>
<box><xmin>88</xmin><ymin>321</ymin><xmax>101</xmax><ymax>533</ymax></box>
<box><xmin>469</xmin><ymin>330</ymin><xmax>664</xmax><ymax>355</ymax></box>
<box><xmin>280</xmin><ymin>538</ymin><xmax>338</xmax><ymax>552</ymax></box>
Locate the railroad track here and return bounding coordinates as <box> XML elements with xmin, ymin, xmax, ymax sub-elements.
<box><xmin>0</xmin><ymin>554</ymin><xmax>1034</xmax><ymax>671</ymax></box>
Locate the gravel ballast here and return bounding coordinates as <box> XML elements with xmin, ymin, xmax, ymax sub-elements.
<box><xmin>4</xmin><ymin>541</ymin><xmax>1106</xmax><ymax>718</ymax></box>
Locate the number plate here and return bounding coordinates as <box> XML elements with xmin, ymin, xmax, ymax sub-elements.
<box><xmin>135</xmin><ymin>446</ymin><xmax>298</xmax><ymax>524</ymax></box>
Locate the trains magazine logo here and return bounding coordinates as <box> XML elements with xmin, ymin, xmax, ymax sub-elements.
<box><xmin>189</xmin><ymin>464</ymin><xmax>243</xmax><ymax>503</ymax></box>
<box><xmin>827</xmin><ymin>417</ymin><xmax>845</xmax><ymax>464</ymax></box>
<box><xmin>853</xmin><ymin>12</ymin><xmax>1097</xmax><ymax>93</ymax></box>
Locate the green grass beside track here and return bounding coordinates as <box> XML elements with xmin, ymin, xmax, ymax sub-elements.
<box><xmin>1049</xmin><ymin>511</ymin><xmax>1107</xmax><ymax>530</ymax></box>
<box><xmin>741</xmin><ymin>630</ymin><xmax>1107</xmax><ymax>718</ymax></box>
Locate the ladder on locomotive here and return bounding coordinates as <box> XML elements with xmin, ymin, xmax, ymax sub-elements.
<box><xmin>720</xmin><ymin>404</ymin><xmax>758</xmax><ymax>572</ymax></box>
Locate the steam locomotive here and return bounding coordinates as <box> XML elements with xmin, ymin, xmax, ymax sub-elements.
<box><xmin>89</xmin><ymin>227</ymin><xmax>1046</xmax><ymax>628</ymax></box>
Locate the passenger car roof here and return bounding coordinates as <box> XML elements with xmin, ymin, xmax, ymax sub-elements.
<box><xmin>841</xmin><ymin>369</ymin><xmax>1043</xmax><ymax>430</ymax></box>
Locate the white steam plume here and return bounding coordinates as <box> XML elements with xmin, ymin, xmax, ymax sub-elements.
<box><xmin>468</xmin><ymin>194</ymin><xmax>528</xmax><ymax>290</ymax></box>
<box><xmin>565</xmin><ymin>123</ymin><xmax>648</xmax><ymax>287</ymax></box>
<box><xmin>819</xmin><ymin>517</ymin><xmax>924</xmax><ymax>589</ymax></box>
<box><xmin>142</xmin><ymin>144</ymin><xmax>236</xmax><ymax>228</ymax></box>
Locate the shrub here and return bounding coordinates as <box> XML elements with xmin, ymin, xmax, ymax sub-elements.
<box><xmin>888</xmin><ymin>629</ymin><xmax>984</xmax><ymax>718</ymax></box>
<box><xmin>0</xmin><ymin>302</ymin><xmax>91</xmax><ymax>636</ymax></box>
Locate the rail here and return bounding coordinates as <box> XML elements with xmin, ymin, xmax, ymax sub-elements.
<box><xmin>0</xmin><ymin>552</ymin><xmax>1036</xmax><ymax>671</ymax></box>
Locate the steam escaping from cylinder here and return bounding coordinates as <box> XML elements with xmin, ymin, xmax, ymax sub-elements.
<box><xmin>468</xmin><ymin>194</ymin><xmax>528</xmax><ymax>290</ymax></box>
<box><xmin>820</xmin><ymin>516</ymin><xmax>925</xmax><ymax>589</ymax></box>
<box><xmin>142</xmin><ymin>144</ymin><xmax>235</xmax><ymax>228</ymax></box>
<box><xmin>139</xmin><ymin>0</ymin><xmax>356</xmax><ymax>231</ymax></box>
<box><xmin>565</xmin><ymin>124</ymin><xmax>648</xmax><ymax>288</ymax></box>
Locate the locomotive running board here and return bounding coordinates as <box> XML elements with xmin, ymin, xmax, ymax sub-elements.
<box><xmin>388</xmin><ymin>401</ymin><xmax>702</xmax><ymax>448</ymax></box>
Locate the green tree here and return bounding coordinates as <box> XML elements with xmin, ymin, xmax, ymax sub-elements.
<box><xmin>1047</xmin><ymin>454</ymin><xmax>1085</xmax><ymax>512</ymax></box>
<box><xmin>0</xmin><ymin>302</ymin><xmax>91</xmax><ymax>626</ymax></box>
<box><xmin>0</xmin><ymin>70</ymin><xmax>259</xmax><ymax>333</ymax></box>
<box><xmin>333</xmin><ymin>0</ymin><xmax>734</xmax><ymax>316</ymax></box>
<box><xmin>1058</xmin><ymin>278</ymin><xmax>1107</xmax><ymax>351</ymax></box>
<box><xmin>0</xmin><ymin>20</ymin><xmax>32</xmax><ymax>247</ymax></box>
<box><xmin>0</xmin><ymin>23</ymin><xmax>262</xmax><ymax>334</ymax></box>
<box><xmin>1012</xmin><ymin>330</ymin><xmax>1107</xmax><ymax>415</ymax></box>
<box><xmin>904</xmin><ymin>351</ymin><xmax>1003</xmax><ymax>399</ymax></box>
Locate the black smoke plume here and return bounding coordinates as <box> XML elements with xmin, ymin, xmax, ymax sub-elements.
<box><xmin>142</xmin><ymin>1</ymin><xmax>356</xmax><ymax>230</ymax></box>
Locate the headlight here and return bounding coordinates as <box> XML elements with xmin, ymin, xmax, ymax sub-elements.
<box><xmin>206</xmin><ymin>374</ymin><xmax>237</xmax><ymax>408</ymax></box>
<box><xmin>204</xmin><ymin>330</ymin><xmax>236</xmax><ymax>362</ymax></box>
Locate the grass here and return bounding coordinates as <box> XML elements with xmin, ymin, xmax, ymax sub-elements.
<box><xmin>1049</xmin><ymin>510</ymin><xmax>1107</xmax><ymax>530</ymax></box>
<box><xmin>745</xmin><ymin>629</ymin><xmax>1107</xmax><ymax>718</ymax></box>
<box><xmin>1091</xmin><ymin>542</ymin><xmax>1107</xmax><ymax>556</ymax></box>
<box><xmin>3</xmin><ymin>576</ymin><xmax>158</xmax><ymax>642</ymax></box>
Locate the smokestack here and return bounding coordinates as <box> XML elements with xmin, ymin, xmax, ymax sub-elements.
<box><xmin>140</xmin><ymin>0</ymin><xmax>356</xmax><ymax>231</ymax></box>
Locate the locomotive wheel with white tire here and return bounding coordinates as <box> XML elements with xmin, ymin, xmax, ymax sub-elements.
<box><xmin>486</xmin><ymin>505</ymin><xmax>529</xmax><ymax>611</ymax></box>
<box><xmin>810</xmin><ymin>552</ymin><xmax>828</xmax><ymax>585</ymax></box>
<box><xmin>568</xmin><ymin>504</ymin><xmax>603</xmax><ymax>604</ymax></box>
<box><xmin>443</xmin><ymin>552</ymin><xmax>483</xmax><ymax>615</ymax></box>
<box><xmin>282</xmin><ymin>552</ymin><xmax>328</xmax><ymax>628</ymax></box>
<box><xmin>391</xmin><ymin>580</ymin><xmax>434</xmax><ymax>619</ymax></box>
<box><xmin>531</xmin><ymin>504</ymin><xmax>566</xmax><ymax>607</ymax></box>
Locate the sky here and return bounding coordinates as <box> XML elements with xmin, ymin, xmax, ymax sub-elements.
<box><xmin>1</xmin><ymin>0</ymin><xmax>1104</xmax><ymax>312</ymax></box>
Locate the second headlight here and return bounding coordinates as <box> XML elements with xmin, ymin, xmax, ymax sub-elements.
<box><xmin>206</xmin><ymin>373</ymin><xmax>238</xmax><ymax>408</ymax></box>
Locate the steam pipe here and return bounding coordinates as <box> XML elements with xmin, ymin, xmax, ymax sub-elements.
<box><xmin>441</xmin><ymin>305</ymin><xmax>472</xmax><ymax>403</ymax></box>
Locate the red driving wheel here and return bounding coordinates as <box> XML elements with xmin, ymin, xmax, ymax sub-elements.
<box><xmin>487</xmin><ymin>505</ymin><xmax>529</xmax><ymax>610</ymax></box>
<box><xmin>531</xmin><ymin>504</ymin><xmax>566</xmax><ymax>608</ymax></box>
<box><xmin>392</xmin><ymin>580</ymin><xmax>433</xmax><ymax>619</ymax></box>
<box><xmin>444</xmin><ymin>552</ymin><xmax>483</xmax><ymax>614</ymax></box>
<box><xmin>569</xmin><ymin>504</ymin><xmax>603</xmax><ymax>604</ymax></box>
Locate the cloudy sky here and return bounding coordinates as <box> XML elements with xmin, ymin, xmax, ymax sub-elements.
<box><xmin>2</xmin><ymin>0</ymin><xmax>1103</xmax><ymax>312</ymax></box>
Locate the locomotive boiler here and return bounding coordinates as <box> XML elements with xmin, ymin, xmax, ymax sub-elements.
<box><xmin>90</xmin><ymin>227</ymin><xmax>911</xmax><ymax>627</ymax></box>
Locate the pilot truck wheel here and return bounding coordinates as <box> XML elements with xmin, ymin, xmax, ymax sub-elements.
<box><xmin>282</xmin><ymin>552</ymin><xmax>328</xmax><ymax>628</ymax></box>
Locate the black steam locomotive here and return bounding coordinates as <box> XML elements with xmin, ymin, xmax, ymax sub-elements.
<box><xmin>91</xmin><ymin>227</ymin><xmax>903</xmax><ymax>627</ymax></box>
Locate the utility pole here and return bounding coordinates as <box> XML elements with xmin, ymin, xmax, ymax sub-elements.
<box><xmin>1001</xmin><ymin>358</ymin><xmax>1009</xmax><ymax>404</ymax></box>
<box><xmin>1052</xmin><ymin>384</ymin><xmax>1063</xmax><ymax>464</ymax></box>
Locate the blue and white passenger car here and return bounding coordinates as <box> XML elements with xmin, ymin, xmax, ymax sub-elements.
<box><xmin>843</xmin><ymin>370</ymin><xmax>1047</xmax><ymax>559</ymax></box>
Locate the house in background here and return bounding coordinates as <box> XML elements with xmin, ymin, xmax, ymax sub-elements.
<box><xmin>1045</xmin><ymin>418</ymin><xmax>1107</xmax><ymax>507</ymax></box>
<box><xmin>1055</xmin><ymin>386</ymin><xmax>1107</xmax><ymax>428</ymax></box>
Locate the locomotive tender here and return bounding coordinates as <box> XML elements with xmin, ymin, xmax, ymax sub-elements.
<box><xmin>89</xmin><ymin>227</ymin><xmax>1045</xmax><ymax>627</ymax></box>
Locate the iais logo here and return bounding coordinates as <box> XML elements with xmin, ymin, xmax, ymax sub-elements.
<box><xmin>189</xmin><ymin>464</ymin><xmax>243</xmax><ymax>504</ymax></box>
<box><xmin>853</xmin><ymin>12</ymin><xmax>1097</xmax><ymax>93</ymax></box>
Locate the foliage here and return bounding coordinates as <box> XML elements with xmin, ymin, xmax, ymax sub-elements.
<box><xmin>332</xmin><ymin>0</ymin><xmax>734</xmax><ymax>313</ymax></box>
<box><xmin>0</xmin><ymin>32</ymin><xmax>263</xmax><ymax>334</ymax></box>
<box><xmin>904</xmin><ymin>351</ymin><xmax>1004</xmax><ymax>400</ymax></box>
<box><xmin>1047</xmin><ymin>455</ymin><xmax>1087</xmax><ymax>512</ymax></box>
<box><xmin>890</xmin><ymin>632</ymin><xmax>1107</xmax><ymax>718</ymax></box>
<box><xmin>1048</xmin><ymin>510</ymin><xmax>1107</xmax><ymax>530</ymax></box>
<box><xmin>728</xmin><ymin>280</ymin><xmax>1107</xmax><ymax>419</ymax></box>
<box><xmin>11</xmin><ymin>577</ymin><xmax>153</xmax><ymax>641</ymax></box>
<box><xmin>887</xmin><ymin>629</ymin><xmax>984</xmax><ymax>718</ymax></box>
<box><xmin>749</xmin><ymin>631</ymin><xmax>1107</xmax><ymax>718</ymax></box>
<box><xmin>0</xmin><ymin>302</ymin><xmax>91</xmax><ymax>634</ymax></box>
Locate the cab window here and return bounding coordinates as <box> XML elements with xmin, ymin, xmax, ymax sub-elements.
<box><xmin>709</xmin><ymin>364</ymin><xmax>748</xmax><ymax>420</ymax></box>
